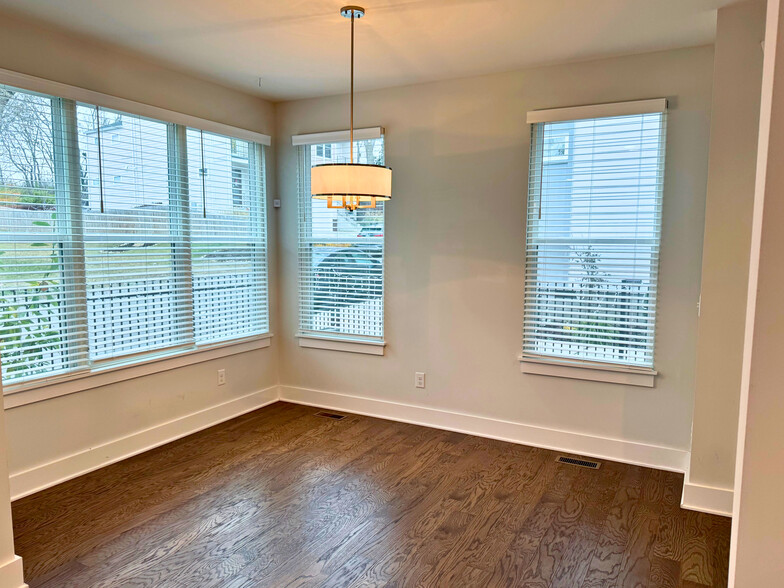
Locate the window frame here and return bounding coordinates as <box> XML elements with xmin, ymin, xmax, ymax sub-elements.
<box><xmin>519</xmin><ymin>99</ymin><xmax>667</xmax><ymax>387</ymax></box>
<box><xmin>0</xmin><ymin>69</ymin><xmax>272</xmax><ymax>399</ymax></box>
<box><xmin>292</xmin><ymin>127</ymin><xmax>387</xmax><ymax>355</ymax></box>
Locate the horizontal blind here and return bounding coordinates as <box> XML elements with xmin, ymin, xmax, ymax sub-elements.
<box><xmin>523</xmin><ymin>111</ymin><xmax>667</xmax><ymax>368</ymax></box>
<box><xmin>0</xmin><ymin>87</ymin><xmax>89</xmax><ymax>383</ymax></box>
<box><xmin>188</xmin><ymin>129</ymin><xmax>268</xmax><ymax>343</ymax></box>
<box><xmin>78</xmin><ymin>105</ymin><xmax>189</xmax><ymax>360</ymax></box>
<box><xmin>0</xmin><ymin>80</ymin><xmax>269</xmax><ymax>387</ymax></box>
<box><xmin>77</xmin><ymin>104</ymin><xmax>191</xmax><ymax>360</ymax></box>
<box><xmin>298</xmin><ymin>137</ymin><xmax>385</xmax><ymax>340</ymax></box>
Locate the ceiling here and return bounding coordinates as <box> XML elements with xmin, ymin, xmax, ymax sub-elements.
<box><xmin>0</xmin><ymin>0</ymin><xmax>740</xmax><ymax>102</ymax></box>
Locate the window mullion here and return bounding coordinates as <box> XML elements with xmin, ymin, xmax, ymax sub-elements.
<box><xmin>248</xmin><ymin>142</ymin><xmax>268</xmax><ymax>333</ymax></box>
<box><xmin>51</xmin><ymin>97</ymin><xmax>90</xmax><ymax>372</ymax></box>
<box><xmin>167</xmin><ymin>123</ymin><xmax>194</xmax><ymax>345</ymax></box>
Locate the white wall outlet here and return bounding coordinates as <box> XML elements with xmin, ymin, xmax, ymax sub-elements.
<box><xmin>217</xmin><ymin>369</ymin><xmax>226</xmax><ymax>386</ymax></box>
<box><xmin>273</xmin><ymin>199</ymin><xmax>281</xmax><ymax>208</ymax></box>
<box><xmin>415</xmin><ymin>372</ymin><xmax>426</xmax><ymax>389</ymax></box>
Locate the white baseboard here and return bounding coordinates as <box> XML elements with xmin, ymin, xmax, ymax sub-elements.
<box><xmin>681</xmin><ymin>476</ymin><xmax>734</xmax><ymax>517</ymax></box>
<box><xmin>278</xmin><ymin>385</ymin><xmax>690</xmax><ymax>474</ymax></box>
<box><xmin>11</xmin><ymin>382</ymin><xmax>721</xmax><ymax>520</ymax></box>
<box><xmin>9</xmin><ymin>386</ymin><xmax>280</xmax><ymax>502</ymax></box>
<box><xmin>0</xmin><ymin>556</ymin><xmax>27</xmax><ymax>588</ymax></box>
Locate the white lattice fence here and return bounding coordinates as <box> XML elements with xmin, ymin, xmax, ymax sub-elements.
<box><xmin>2</xmin><ymin>273</ymin><xmax>258</xmax><ymax>369</ymax></box>
<box><xmin>193</xmin><ymin>273</ymin><xmax>260</xmax><ymax>342</ymax></box>
<box><xmin>310</xmin><ymin>297</ymin><xmax>383</xmax><ymax>338</ymax></box>
<box><xmin>525</xmin><ymin>282</ymin><xmax>652</xmax><ymax>365</ymax></box>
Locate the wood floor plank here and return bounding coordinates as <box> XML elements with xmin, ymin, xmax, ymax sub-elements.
<box><xmin>513</xmin><ymin>468</ymin><xmax>599</xmax><ymax>588</ymax></box>
<box><xmin>710</xmin><ymin>516</ymin><xmax>732</xmax><ymax>588</ymax></box>
<box><xmin>13</xmin><ymin>402</ymin><xmax>732</xmax><ymax>588</ymax></box>
<box><xmin>578</xmin><ymin>465</ymin><xmax>648</xmax><ymax>588</ymax></box>
<box><xmin>680</xmin><ymin>510</ymin><xmax>717</xmax><ymax>586</ymax></box>
<box><xmin>548</xmin><ymin>461</ymin><xmax>626</xmax><ymax>588</ymax></box>
<box><xmin>648</xmin><ymin>556</ymin><xmax>681</xmax><ymax>588</ymax></box>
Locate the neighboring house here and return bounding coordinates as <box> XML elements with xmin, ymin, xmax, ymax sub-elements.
<box><xmin>81</xmin><ymin>117</ymin><xmax>249</xmax><ymax>213</ymax></box>
<box><xmin>533</xmin><ymin>117</ymin><xmax>659</xmax><ymax>285</ymax></box>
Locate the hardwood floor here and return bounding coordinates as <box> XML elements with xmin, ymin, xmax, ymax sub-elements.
<box><xmin>12</xmin><ymin>402</ymin><xmax>731</xmax><ymax>587</ymax></box>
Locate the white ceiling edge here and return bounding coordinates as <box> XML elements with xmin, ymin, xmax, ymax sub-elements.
<box><xmin>0</xmin><ymin>0</ymin><xmax>736</xmax><ymax>103</ymax></box>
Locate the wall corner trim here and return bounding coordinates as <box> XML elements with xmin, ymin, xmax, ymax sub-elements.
<box><xmin>0</xmin><ymin>555</ymin><xmax>27</xmax><ymax>588</ymax></box>
<box><xmin>9</xmin><ymin>386</ymin><xmax>281</xmax><ymax>501</ymax></box>
<box><xmin>278</xmin><ymin>385</ymin><xmax>690</xmax><ymax>473</ymax></box>
<box><xmin>681</xmin><ymin>475</ymin><xmax>734</xmax><ymax>517</ymax></box>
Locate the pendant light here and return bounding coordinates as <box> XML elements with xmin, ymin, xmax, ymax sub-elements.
<box><xmin>311</xmin><ymin>5</ymin><xmax>392</xmax><ymax>211</ymax></box>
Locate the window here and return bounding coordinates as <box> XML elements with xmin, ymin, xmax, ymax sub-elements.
<box><xmin>297</xmin><ymin>135</ymin><xmax>385</xmax><ymax>343</ymax></box>
<box><xmin>0</xmin><ymin>83</ymin><xmax>269</xmax><ymax>387</ymax></box>
<box><xmin>314</xmin><ymin>144</ymin><xmax>333</xmax><ymax>159</ymax></box>
<box><xmin>543</xmin><ymin>129</ymin><xmax>571</xmax><ymax>164</ymax></box>
<box><xmin>187</xmin><ymin>129</ymin><xmax>268</xmax><ymax>344</ymax></box>
<box><xmin>522</xmin><ymin>101</ymin><xmax>667</xmax><ymax>371</ymax></box>
<box><xmin>231</xmin><ymin>168</ymin><xmax>244</xmax><ymax>208</ymax></box>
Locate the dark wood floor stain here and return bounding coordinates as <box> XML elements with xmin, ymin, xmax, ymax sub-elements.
<box><xmin>12</xmin><ymin>402</ymin><xmax>731</xmax><ymax>587</ymax></box>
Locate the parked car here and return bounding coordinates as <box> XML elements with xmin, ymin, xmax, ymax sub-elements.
<box><xmin>357</xmin><ymin>226</ymin><xmax>383</xmax><ymax>238</ymax></box>
<box><xmin>313</xmin><ymin>245</ymin><xmax>382</xmax><ymax>311</ymax></box>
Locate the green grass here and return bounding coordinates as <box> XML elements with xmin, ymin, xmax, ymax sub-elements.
<box><xmin>0</xmin><ymin>242</ymin><xmax>256</xmax><ymax>285</ymax></box>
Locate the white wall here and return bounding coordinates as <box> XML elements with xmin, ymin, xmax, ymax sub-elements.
<box><xmin>0</xmin><ymin>377</ymin><xmax>25</xmax><ymax>588</ymax></box>
<box><xmin>688</xmin><ymin>0</ymin><xmax>766</xmax><ymax>509</ymax></box>
<box><xmin>0</xmin><ymin>10</ymin><xmax>280</xmax><ymax>495</ymax></box>
<box><xmin>730</xmin><ymin>0</ymin><xmax>784</xmax><ymax>584</ymax></box>
<box><xmin>275</xmin><ymin>46</ymin><xmax>714</xmax><ymax>468</ymax></box>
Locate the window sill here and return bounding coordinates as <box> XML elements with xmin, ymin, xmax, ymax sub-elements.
<box><xmin>519</xmin><ymin>356</ymin><xmax>656</xmax><ymax>388</ymax></box>
<box><xmin>297</xmin><ymin>334</ymin><xmax>386</xmax><ymax>356</ymax></box>
<box><xmin>3</xmin><ymin>335</ymin><xmax>273</xmax><ymax>409</ymax></box>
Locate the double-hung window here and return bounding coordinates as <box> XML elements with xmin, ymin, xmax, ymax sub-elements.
<box><xmin>0</xmin><ymin>82</ymin><xmax>269</xmax><ymax>388</ymax></box>
<box><xmin>294</xmin><ymin>128</ymin><xmax>385</xmax><ymax>350</ymax></box>
<box><xmin>521</xmin><ymin>100</ymin><xmax>667</xmax><ymax>378</ymax></box>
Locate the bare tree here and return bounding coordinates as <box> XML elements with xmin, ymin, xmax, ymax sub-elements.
<box><xmin>347</xmin><ymin>139</ymin><xmax>384</xmax><ymax>227</ymax></box>
<box><xmin>0</xmin><ymin>89</ymin><xmax>55</xmax><ymax>190</ymax></box>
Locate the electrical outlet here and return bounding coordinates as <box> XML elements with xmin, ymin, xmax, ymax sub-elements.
<box><xmin>217</xmin><ymin>369</ymin><xmax>226</xmax><ymax>386</ymax></box>
<box><xmin>415</xmin><ymin>372</ymin><xmax>426</xmax><ymax>389</ymax></box>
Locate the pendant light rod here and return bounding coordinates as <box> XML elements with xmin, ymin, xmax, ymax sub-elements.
<box><xmin>350</xmin><ymin>9</ymin><xmax>354</xmax><ymax>164</ymax></box>
<box><xmin>312</xmin><ymin>6</ymin><xmax>390</xmax><ymax>212</ymax></box>
<box><xmin>341</xmin><ymin>6</ymin><xmax>365</xmax><ymax>164</ymax></box>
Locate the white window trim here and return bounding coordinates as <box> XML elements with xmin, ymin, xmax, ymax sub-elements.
<box><xmin>292</xmin><ymin>127</ymin><xmax>384</xmax><ymax>146</ymax></box>
<box><xmin>3</xmin><ymin>335</ymin><xmax>273</xmax><ymax>408</ymax></box>
<box><xmin>519</xmin><ymin>356</ymin><xmax>656</xmax><ymax>387</ymax></box>
<box><xmin>0</xmin><ymin>67</ymin><xmax>271</xmax><ymax>146</ymax></box>
<box><xmin>297</xmin><ymin>334</ymin><xmax>385</xmax><ymax>356</ymax></box>
<box><xmin>526</xmin><ymin>98</ymin><xmax>667</xmax><ymax>124</ymax></box>
<box><xmin>296</xmin><ymin>133</ymin><xmax>386</xmax><ymax>346</ymax></box>
<box><xmin>521</xmin><ymin>100</ymin><xmax>667</xmax><ymax>384</ymax></box>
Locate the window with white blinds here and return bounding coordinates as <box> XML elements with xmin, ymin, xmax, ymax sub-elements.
<box><xmin>0</xmin><ymin>83</ymin><xmax>268</xmax><ymax>387</ymax></box>
<box><xmin>523</xmin><ymin>103</ymin><xmax>667</xmax><ymax>369</ymax></box>
<box><xmin>187</xmin><ymin>130</ymin><xmax>268</xmax><ymax>344</ymax></box>
<box><xmin>297</xmin><ymin>136</ymin><xmax>385</xmax><ymax>341</ymax></box>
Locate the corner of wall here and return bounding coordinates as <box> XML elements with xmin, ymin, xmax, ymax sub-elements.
<box><xmin>681</xmin><ymin>471</ymin><xmax>734</xmax><ymax>517</ymax></box>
